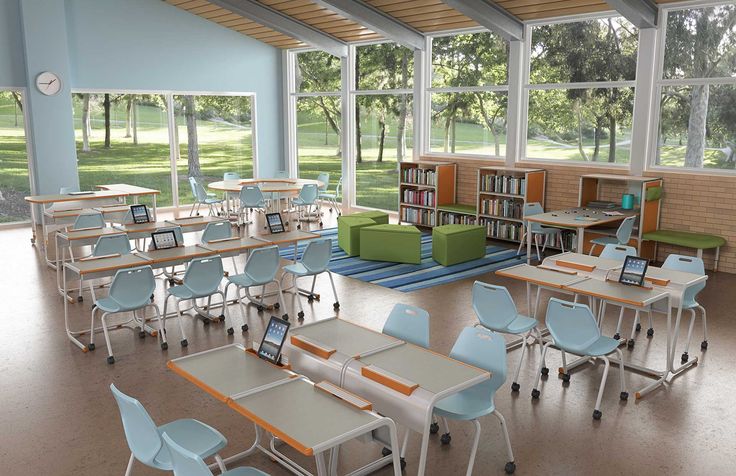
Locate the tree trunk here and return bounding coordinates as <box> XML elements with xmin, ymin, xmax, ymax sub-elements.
<box><xmin>592</xmin><ymin>124</ymin><xmax>602</xmax><ymax>162</ymax></box>
<box><xmin>443</xmin><ymin>114</ymin><xmax>452</xmax><ymax>153</ymax></box>
<box><xmin>82</xmin><ymin>94</ymin><xmax>91</xmax><ymax>152</ymax></box>
<box><xmin>125</xmin><ymin>97</ymin><xmax>132</xmax><ymax>138</ymax></box>
<box><xmin>493</xmin><ymin>131</ymin><xmax>501</xmax><ymax>157</ymax></box>
<box><xmin>608</xmin><ymin>115</ymin><xmax>617</xmax><ymax>163</ymax></box>
<box><xmin>103</xmin><ymin>93</ymin><xmax>111</xmax><ymax>149</ymax></box>
<box><xmin>450</xmin><ymin>116</ymin><xmax>457</xmax><ymax>154</ymax></box>
<box><xmin>684</xmin><ymin>85</ymin><xmax>709</xmax><ymax>168</ymax></box>
<box><xmin>132</xmin><ymin>98</ymin><xmax>138</xmax><ymax>145</ymax></box>
<box><xmin>574</xmin><ymin>99</ymin><xmax>589</xmax><ymax>161</ymax></box>
<box><xmin>377</xmin><ymin>117</ymin><xmax>386</xmax><ymax>163</ymax></box>
<box><xmin>183</xmin><ymin>95</ymin><xmax>201</xmax><ymax>177</ymax></box>
<box><xmin>396</xmin><ymin>50</ymin><xmax>410</xmax><ymax>162</ymax></box>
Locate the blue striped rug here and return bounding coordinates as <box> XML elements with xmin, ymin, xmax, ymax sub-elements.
<box><xmin>279</xmin><ymin>228</ymin><xmax>526</xmax><ymax>292</ymax></box>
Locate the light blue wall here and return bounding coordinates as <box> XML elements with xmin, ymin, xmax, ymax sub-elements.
<box><xmin>0</xmin><ymin>0</ymin><xmax>25</xmax><ymax>88</ymax></box>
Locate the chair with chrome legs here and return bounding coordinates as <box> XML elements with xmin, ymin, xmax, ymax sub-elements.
<box><xmin>89</xmin><ymin>266</ymin><xmax>166</xmax><ymax>364</ymax></box>
<box><xmin>223</xmin><ymin>172</ymin><xmax>240</xmax><ymax>215</ymax></box>
<box><xmin>86</xmin><ymin>233</ymin><xmax>133</xmax><ymax>303</ymax></box>
<box><xmin>189</xmin><ymin>176</ymin><xmax>223</xmax><ymax>216</ymax></box>
<box><xmin>516</xmin><ymin>202</ymin><xmax>563</xmax><ymax>261</ymax></box>
<box><xmin>238</xmin><ymin>185</ymin><xmax>268</xmax><ymax>227</ymax></box>
<box><xmin>292</xmin><ymin>183</ymin><xmax>320</xmax><ymax>229</ymax></box>
<box><xmin>531</xmin><ymin>298</ymin><xmax>628</xmax><ymax>420</ymax></box>
<box><xmin>162</xmin><ymin>433</ymin><xmax>268</xmax><ymax>476</ymax></box>
<box><xmin>201</xmin><ymin>220</ymin><xmax>240</xmax><ymax>273</ymax></box>
<box><xmin>319</xmin><ymin>176</ymin><xmax>342</xmax><ymax>216</ymax></box>
<box><xmin>281</xmin><ymin>238</ymin><xmax>339</xmax><ymax>319</ymax></box>
<box><xmin>110</xmin><ymin>384</ymin><xmax>229</xmax><ymax>476</ymax></box>
<box><xmin>315</xmin><ymin>172</ymin><xmax>329</xmax><ymax>215</ymax></box>
<box><xmin>589</xmin><ymin>216</ymin><xmax>635</xmax><ymax>256</ymax></box>
<box><xmin>662</xmin><ymin>254</ymin><xmax>707</xmax><ymax>363</ymax></box>
<box><xmin>472</xmin><ymin>281</ymin><xmax>543</xmax><ymax>392</ymax></box>
<box><xmin>434</xmin><ymin>327</ymin><xmax>516</xmax><ymax>475</ymax></box>
<box><xmin>224</xmin><ymin>245</ymin><xmax>287</xmax><ymax>333</ymax></box>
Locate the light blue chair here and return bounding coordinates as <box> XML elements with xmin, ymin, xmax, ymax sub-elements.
<box><xmin>201</xmin><ymin>221</ymin><xmax>240</xmax><ymax>273</ymax></box>
<box><xmin>589</xmin><ymin>216</ymin><xmax>636</xmax><ymax>255</ymax></box>
<box><xmin>189</xmin><ymin>176</ymin><xmax>223</xmax><ymax>217</ymax></box>
<box><xmin>238</xmin><ymin>185</ymin><xmax>268</xmax><ymax>227</ymax></box>
<box><xmin>86</xmin><ymin>233</ymin><xmax>133</xmax><ymax>302</ymax></box>
<box><xmin>531</xmin><ymin>298</ymin><xmax>628</xmax><ymax>420</ymax></box>
<box><xmin>223</xmin><ymin>172</ymin><xmax>240</xmax><ymax>181</ymax></box>
<box><xmin>224</xmin><ymin>245</ymin><xmax>287</xmax><ymax>333</ymax></box>
<box><xmin>382</xmin><ymin>303</ymin><xmax>429</xmax><ymax>348</ymax></box>
<box><xmin>89</xmin><ymin>266</ymin><xmax>164</xmax><ymax>364</ymax></box>
<box><xmin>662</xmin><ymin>254</ymin><xmax>707</xmax><ymax>363</ymax></box>
<box><xmin>472</xmin><ymin>282</ymin><xmax>542</xmax><ymax>392</ymax></box>
<box><xmin>516</xmin><ymin>202</ymin><xmax>563</xmax><ymax>260</ymax></box>
<box><xmin>162</xmin><ymin>433</ymin><xmax>268</xmax><ymax>476</ymax></box>
<box><xmin>163</xmin><ymin>256</ymin><xmax>228</xmax><ymax>342</ymax></box>
<box><xmin>110</xmin><ymin>384</ymin><xmax>228</xmax><ymax>476</ymax></box>
<box><xmin>292</xmin><ymin>183</ymin><xmax>320</xmax><ymax>229</ymax></box>
<box><xmin>281</xmin><ymin>238</ymin><xmax>339</xmax><ymax>319</ymax></box>
<box><xmin>318</xmin><ymin>176</ymin><xmax>342</xmax><ymax>216</ymax></box>
<box><xmin>72</xmin><ymin>212</ymin><xmax>105</xmax><ymax>230</ymax></box>
<box><xmin>434</xmin><ymin>327</ymin><xmax>516</xmax><ymax>475</ymax></box>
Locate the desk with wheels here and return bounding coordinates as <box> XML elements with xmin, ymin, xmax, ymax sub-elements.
<box><xmin>168</xmin><ymin>344</ymin><xmax>402</xmax><ymax>476</ymax></box>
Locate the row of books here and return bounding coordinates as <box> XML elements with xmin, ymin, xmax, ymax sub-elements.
<box><xmin>401</xmin><ymin>207</ymin><xmax>435</xmax><ymax>226</ymax></box>
<box><xmin>480</xmin><ymin>218</ymin><xmax>523</xmax><ymax>242</ymax></box>
<box><xmin>401</xmin><ymin>189</ymin><xmax>435</xmax><ymax>207</ymax></box>
<box><xmin>480</xmin><ymin>198</ymin><xmax>523</xmax><ymax>219</ymax></box>
<box><xmin>401</xmin><ymin>167</ymin><xmax>436</xmax><ymax>186</ymax></box>
<box><xmin>480</xmin><ymin>174</ymin><xmax>527</xmax><ymax>196</ymax></box>
<box><xmin>438</xmin><ymin>211</ymin><xmax>477</xmax><ymax>226</ymax></box>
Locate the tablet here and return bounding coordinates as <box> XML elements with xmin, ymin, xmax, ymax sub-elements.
<box><xmin>257</xmin><ymin>316</ymin><xmax>290</xmax><ymax>364</ymax></box>
<box><xmin>151</xmin><ymin>230</ymin><xmax>178</xmax><ymax>250</ymax></box>
<box><xmin>619</xmin><ymin>256</ymin><xmax>649</xmax><ymax>287</ymax></box>
<box><xmin>130</xmin><ymin>204</ymin><xmax>150</xmax><ymax>224</ymax></box>
<box><xmin>266</xmin><ymin>212</ymin><xmax>285</xmax><ymax>234</ymax></box>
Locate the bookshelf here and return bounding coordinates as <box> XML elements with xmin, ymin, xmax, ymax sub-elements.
<box><xmin>398</xmin><ymin>161</ymin><xmax>457</xmax><ymax>227</ymax></box>
<box><xmin>476</xmin><ymin>166</ymin><xmax>546</xmax><ymax>244</ymax></box>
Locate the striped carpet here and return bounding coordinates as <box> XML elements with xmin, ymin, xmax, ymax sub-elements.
<box><xmin>279</xmin><ymin>228</ymin><xmax>526</xmax><ymax>292</ymax></box>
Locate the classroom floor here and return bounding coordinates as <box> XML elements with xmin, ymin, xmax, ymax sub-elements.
<box><xmin>1</xmin><ymin>209</ymin><xmax>734</xmax><ymax>476</ymax></box>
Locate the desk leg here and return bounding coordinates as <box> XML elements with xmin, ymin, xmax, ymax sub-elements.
<box><xmin>63</xmin><ymin>267</ymin><xmax>87</xmax><ymax>352</ymax></box>
<box><xmin>152</xmin><ymin>194</ymin><xmax>158</xmax><ymax>221</ymax></box>
<box><xmin>526</xmin><ymin>225</ymin><xmax>532</xmax><ymax>264</ymax></box>
<box><xmin>576</xmin><ymin>226</ymin><xmax>585</xmax><ymax>254</ymax></box>
<box><xmin>315</xmin><ymin>452</ymin><xmax>328</xmax><ymax>476</ymax></box>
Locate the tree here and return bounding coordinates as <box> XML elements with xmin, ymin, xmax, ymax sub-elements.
<box><xmin>81</xmin><ymin>94</ymin><xmax>91</xmax><ymax>152</ymax></box>
<box><xmin>10</xmin><ymin>91</ymin><xmax>21</xmax><ymax>127</ymax></box>
<box><xmin>103</xmin><ymin>93</ymin><xmax>111</xmax><ymax>149</ymax></box>
<box><xmin>182</xmin><ymin>95</ymin><xmax>201</xmax><ymax>177</ymax></box>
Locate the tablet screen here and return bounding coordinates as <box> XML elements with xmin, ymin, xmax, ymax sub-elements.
<box><xmin>130</xmin><ymin>204</ymin><xmax>150</xmax><ymax>224</ymax></box>
<box><xmin>266</xmin><ymin>212</ymin><xmax>285</xmax><ymax>234</ymax></box>
<box><xmin>257</xmin><ymin>316</ymin><xmax>290</xmax><ymax>364</ymax></box>
<box><xmin>619</xmin><ymin>256</ymin><xmax>648</xmax><ymax>287</ymax></box>
<box><xmin>151</xmin><ymin>230</ymin><xmax>178</xmax><ymax>250</ymax></box>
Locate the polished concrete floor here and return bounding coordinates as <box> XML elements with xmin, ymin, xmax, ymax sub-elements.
<box><xmin>1</xmin><ymin>210</ymin><xmax>734</xmax><ymax>475</ymax></box>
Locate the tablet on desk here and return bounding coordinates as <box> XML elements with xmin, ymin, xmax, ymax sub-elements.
<box><xmin>257</xmin><ymin>316</ymin><xmax>290</xmax><ymax>364</ymax></box>
<box><xmin>151</xmin><ymin>230</ymin><xmax>178</xmax><ymax>250</ymax></box>
<box><xmin>130</xmin><ymin>204</ymin><xmax>150</xmax><ymax>224</ymax></box>
<box><xmin>619</xmin><ymin>256</ymin><xmax>649</xmax><ymax>287</ymax></box>
<box><xmin>266</xmin><ymin>212</ymin><xmax>285</xmax><ymax>234</ymax></box>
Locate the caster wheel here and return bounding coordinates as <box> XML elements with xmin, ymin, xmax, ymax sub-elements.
<box><xmin>681</xmin><ymin>352</ymin><xmax>689</xmax><ymax>363</ymax></box>
<box><xmin>627</xmin><ymin>339</ymin><xmax>635</xmax><ymax>349</ymax></box>
<box><xmin>440</xmin><ymin>433</ymin><xmax>451</xmax><ymax>445</ymax></box>
<box><xmin>620</xmin><ymin>391</ymin><xmax>629</xmax><ymax>401</ymax></box>
<box><xmin>298</xmin><ymin>311</ymin><xmax>305</xmax><ymax>319</ymax></box>
<box><xmin>430</xmin><ymin>422</ymin><xmax>439</xmax><ymax>434</ymax></box>
<box><xmin>161</xmin><ymin>342</ymin><xmax>168</xmax><ymax>350</ymax></box>
<box><xmin>333</xmin><ymin>302</ymin><xmax>340</xmax><ymax>310</ymax></box>
<box><xmin>593</xmin><ymin>410</ymin><xmax>602</xmax><ymax>420</ymax></box>
<box><xmin>181</xmin><ymin>339</ymin><xmax>188</xmax><ymax>347</ymax></box>
<box><xmin>531</xmin><ymin>389</ymin><xmax>540</xmax><ymax>399</ymax></box>
<box><xmin>636</xmin><ymin>323</ymin><xmax>642</xmax><ymax>332</ymax></box>
<box><xmin>541</xmin><ymin>367</ymin><xmax>549</xmax><ymax>376</ymax></box>
<box><xmin>202</xmin><ymin>318</ymin><xmax>210</xmax><ymax>326</ymax></box>
<box><xmin>219</xmin><ymin>314</ymin><xmax>225</xmax><ymax>320</ymax></box>
<box><xmin>505</xmin><ymin>462</ymin><xmax>516</xmax><ymax>474</ymax></box>
<box><xmin>227</xmin><ymin>327</ymin><xmax>234</xmax><ymax>335</ymax></box>
<box><xmin>87</xmin><ymin>343</ymin><xmax>95</xmax><ymax>351</ymax></box>
<box><xmin>511</xmin><ymin>382</ymin><xmax>520</xmax><ymax>392</ymax></box>
<box><xmin>400</xmin><ymin>458</ymin><xmax>406</xmax><ymax>471</ymax></box>
<box><xmin>168</xmin><ymin>279</ymin><xmax>175</xmax><ymax>286</ymax></box>
<box><xmin>77</xmin><ymin>296</ymin><xmax>84</xmax><ymax>303</ymax></box>
<box><xmin>319</xmin><ymin>222</ymin><xmax>324</xmax><ymax>227</ymax></box>
<box><xmin>257</xmin><ymin>305</ymin><xmax>264</xmax><ymax>313</ymax></box>
<box><xmin>241</xmin><ymin>324</ymin><xmax>249</xmax><ymax>332</ymax></box>
<box><xmin>613</xmin><ymin>333</ymin><xmax>620</xmax><ymax>340</ymax></box>
<box><xmin>382</xmin><ymin>447</ymin><xmax>391</xmax><ymax>457</ymax></box>
<box><xmin>274</xmin><ymin>302</ymin><xmax>280</xmax><ymax>309</ymax></box>
<box><xmin>138</xmin><ymin>330</ymin><xmax>146</xmax><ymax>339</ymax></box>
<box><xmin>561</xmin><ymin>373</ymin><xmax>570</xmax><ymax>383</ymax></box>
<box><xmin>297</xmin><ymin>225</ymin><xmax>301</xmax><ymax>230</ymax></box>
<box><xmin>701</xmin><ymin>340</ymin><xmax>708</xmax><ymax>350</ymax></box>
<box><xmin>107</xmin><ymin>356</ymin><xmax>115</xmax><ymax>365</ymax></box>
<box><xmin>307</xmin><ymin>297</ymin><xmax>314</xmax><ymax>303</ymax></box>
<box><xmin>647</xmin><ymin>328</ymin><xmax>654</xmax><ymax>337</ymax></box>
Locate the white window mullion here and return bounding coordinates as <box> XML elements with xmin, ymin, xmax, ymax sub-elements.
<box><xmin>165</xmin><ymin>93</ymin><xmax>179</xmax><ymax>208</ymax></box>
<box><xmin>342</xmin><ymin>47</ymin><xmax>355</xmax><ymax>210</ymax></box>
<box><xmin>630</xmin><ymin>27</ymin><xmax>659</xmax><ymax>176</ymax></box>
<box><xmin>413</xmin><ymin>44</ymin><xmax>427</xmax><ymax>160</ymax></box>
<box><xmin>505</xmin><ymin>39</ymin><xmax>525</xmax><ymax>166</ymax></box>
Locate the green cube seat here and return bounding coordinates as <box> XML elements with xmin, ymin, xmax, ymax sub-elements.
<box><xmin>360</xmin><ymin>224</ymin><xmax>421</xmax><ymax>264</ymax></box>
<box><xmin>349</xmin><ymin>210</ymin><xmax>389</xmax><ymax>225</ymax></box>
<box><xmin>432</xmin><ymin>224</ymin><xmax>486</xmax><ymax>266</ymax></box>
<box><xmin>338</xmin><ymin>216</ymin><xmax>377</xmax><ymax>256</ymax></box>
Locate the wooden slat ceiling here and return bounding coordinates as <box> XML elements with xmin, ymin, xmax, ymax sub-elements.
<box><xmin>366</xmin><ymin>0</ymin><xmax>479</xmax><ymax>33</ymax></box>
<box><xmin>495</xmin><ymin>0</ymin><xmax>612</xmax><ymax>21</ymax></box>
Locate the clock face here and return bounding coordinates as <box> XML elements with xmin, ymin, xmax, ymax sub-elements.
<box><xmin>36</xmin><ymin>72</ymin><xmax>62</xmax><ymax>96</ymax></box>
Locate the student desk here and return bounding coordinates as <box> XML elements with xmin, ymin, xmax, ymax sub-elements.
<box><xmin>95</xmin><ymin>184</ymin><xmax>160</xmax><ymax>219</ymax></box>
<box><xmin>169</xmin><ymin>344</ymin><xmax>402</xmax><ymax>476</ymax></box>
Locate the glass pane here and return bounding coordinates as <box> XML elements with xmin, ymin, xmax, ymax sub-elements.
<box><xmin>355</xmin><ymin>94</ymin><xmax>413</xmax><ymax>212</ymax></box>
<box><xmin>526</xmin><ymin>88</ymin><xmax>634</xmax><ymax>163</ymax></box>
<box><xmin>431</xmin><ymin>32</ymin><xmax>508</xmax><ymax>87</ymax></box>
<box><xmin>356</xmin><ymin>43</ymin><xmax>414</xmax><ymax>90</ymax></box>
<box><xmin>0</xmin><ymin>91</ymin><xmax>30</xmax><ymax>223</ymax></box>
<box><xmin>530</xmin><ymin>17</ymin><xmax>638</xmax><ymax>84</ymax></box>
<box><xmin>656</xmin><ymin>84</ymin><xmax>736</xmax><ymax>169</ymax></box>
<box><xmin>664</xmin><ymin>4</ymin><xmax>736</xmax><ymax>79</ymax></box>
<box><xmin>296</xmin><ymin>50</ymin><xmax>341</xmax><ymax>93</ymax></box>
<box><xmin>429</xmin><ymin>92</ymin><xmax>507</xmax><ymax>157</ymax></box>
<box><xmin>297</xmin><ymin>96</ymin><xmax>342</xmax><ymax>194</ymax></box>
<box><xmin>174</xmin><ymin>95</ymin><xmax>254</xmax><ymax>205</ymax></box>
<box><xmin>74</xmin><ymin>93</ymin><xmax>172</xmax><ymax>207</ymax></box>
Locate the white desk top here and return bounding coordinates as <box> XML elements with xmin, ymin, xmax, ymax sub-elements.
<box><xmin>526</xmin><ymin>208</ymin><xmax>636</xmax><ymax>229</ymax></box>
<box><xmin>496</xmin><ymin>263</ymin><xmax>587</xmax><ymax>289</ymax></box>
<box><xmin>292</xmin><ymin>317</ymin><xmax>400</xmax><ymax>359</ymax></box>
<box><xmin>65</xmin><ymin>253</ymin><xmax>151</xmax><ymax>276</ymax></box>
<box><xmin>564</xmin><ymin>278</ymin><xmax>669</xmax><ymax>307</ymax></box>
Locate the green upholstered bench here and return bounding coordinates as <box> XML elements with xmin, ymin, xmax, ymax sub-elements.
<box><xmin>338</xmin><ymin>216</ymin><xmax>377</xmax><ymax>256</ymax></box>
<box><xmin>432</xmin><ymin>224</ymin><xmax>486</xmax><ymax>266</ymax></box>
<box><xmin>349</xmin><ymin>210</ymin><xmax>390</xmax><ymax>225</ymax></box>
<box><xmin>437</xmin><ymin>203</ymin><xmax>477</xmax><ymax>215</ymax></box>
<box><xmin>360</xmin><ymin>224</ymin><xmax>421</xmax><ymax>264</ymax></box>
<box><xmin>643</xmin><ymin>230</ymin><xmax>726</xmax><ymax>271</ymax></box>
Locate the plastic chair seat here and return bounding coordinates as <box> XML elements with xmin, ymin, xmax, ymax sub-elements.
<box><xmin>153</xmin><ymin>419</ymin><xmax>227</xmax><ymax>468</ymax></box>
<box><xmin>319</xmin><ymin>192</ymin><xmax>337</xmax><ymax>199</ymax></box>
<box><xmin>499</xmin><ymin>314</ymin><xmax>538</xmax><ymax>335</ymax></box>
<box><xmin>283</xmin><ymin>262</ymin><xmax>320</xmax><ymax>277</ymax></box>
<box><xmin>292</xmin><ymin>197</ymin><xmax>311</xmax><ymax>206</ymax></box>
<box><xmin>95</xmin><ymin>297</ymin><xmax>128</xmax><ymax>313</ymax></box>
<box><xmin>223</xmin><ymin>468</ymin><xmax>270</xmax><ymax>476</ymax></box>
<box><xmin>590</xmin><ymin>236</ymin><xmax>620</xmax><ymax>246</ymax></box>
<box><xmin>202</xmin><ymin>197</ymin><xmax>223</xmax><ymax>204</ymax></box>
<box><xmin>167</xmin><ymin>284</ymin><xmax>201</xmax><ymax>300</ymax></box>
<box><xmin>681</xmin><ymin>298</ymin><xmax>700</xmax><ymax>310</ymax></box>
<box><xmin>434</xmin><ymin>384</ymin><xmax>495</xmax><ymax>421</ymax></box>
<box><xmin>227</xmin><ymin>273</ymin><xmax>264</xmax><ymax>288</ymax></box>
<box><xmin>575</xmin><ymin>336</ymin><xmax>620</xmax><ymax>357</ymax></box>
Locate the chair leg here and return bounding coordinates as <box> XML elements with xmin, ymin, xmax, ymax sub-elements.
<box><xmin>627</xmin><ymin>310</ymin><xmax>640</xmax><ymax>347</ymax></box>
<box><xmin>400</xmin><ymin>428</ymin><xmax>410</xmax><ymax>458</ymax></box>
<box><xmin>598</xmin><ymin>301</ymin><xmax>608</xmax><ymax>328</ymax></box>
<box><xmin>326</xmin><ymin>271</ymin><xmax>339</xmax><ymax>309</ymax></box>
<box><xmin>681</xmin><ymin>308</ymin><xmax>697</xmax><ymax>362</ymax></box>
<box><xmin>151</xmin><ymin>304</ymin><xmax>167</xmax><ymax>350</ymax></box>
<box><xmin>174</xmin><ymin>299</ymin><xmax>188</xmax><ymax>347</ymax></box>
<box><xmin>89</xmin><ymin>307</ymin><xmax>97</xmax><ymax>350</ymax></box>
<box><xmin>274</xmin><ymin>280</ymin><xmax>288</xmax><ymax>320</ymax></box>
<box><xmin>218</xmin><ymin>291</ymin><xmax>232</xmax><ymax>336</ymax></box>
<box><xmin>699</xmin><ymin>305</ymin><xmax>708</xmax><ymax>349</ymax></box>
<box><xmin>614</xmin><ymin>307</ymin><xmax>625</xmax><ymax>340</ymax></box>
<box><xmin>532</xmin><ymin>342</ymin><xmax>553</xmax><ymax>398</ymax></box>
<box><xmin>592</xmin><ymin>356</ymin><xmax>611</xmax><ymax>419</ymax></box>
<box><xmin>465</xmin><ymin>419</ymin><xmax>482</xmax><ymax>476</ymax></box>
<box><xmin>189</xmin><ymin>202</ymin><xmax>196</xmax><ymax>216</ymax></box>
<box><xmin>534</xmin><ymin>235</ymin><xmax>541</xmax><ymax>261</ymax></box>
<box><xmin>614</xmin><ymin>347</ymin><xmax>628</xmax><ymax>399</ymax></box>
<box><xmin>511</xmin><ymin>330</ymin><xmax>531</xmax><ymax>392</ymax></box>
<box><xmin>589</xmin><ymin>243</ymin><xmax>596</xmax><ymax>256</ymax></box>
<box><xmin>124</xmin><ymin>452</ymin><xmax>135</xmax><ymax>476</ymax></box>
<box><xmin>492</xmin><ymin>410</ymin><xmax>515</xmax><ymax>474</ymax></box>
<box><xmin>559</xmin><ymin>234</ymin><xmax>565</xmax><ymax>253</ymax></box>
<box><xmin>646</xmin><ymin>310</ymin><xmax>654</xmax><ymax>337</ymax></box>
<box><xmin>516</xmin><ymin>233</ymin><xmax>525</xmax><ymax>256</ymax></box>
<box><xmin>100</xmin><ymin>312</ymin><xmax>115</xmax><ymax>364</ymax></box>
<box><xmin>214</xmin><ymin>453</ymin><xmax>226</xmax><ymax>473</ymax></box>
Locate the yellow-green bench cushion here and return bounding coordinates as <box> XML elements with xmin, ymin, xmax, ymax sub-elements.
<box><xmin>360</xmin><ymin>224</ymin><xmax>421</xmax><ymax>264</ymax></box>
<box><xmin>432</xmin><ymin>224</ymin><xmax>486</xmax><ymax>266</ymax></box>
<box><xmin>338</xmin><ymin>216</ymin><xmax>377</xmax><ymax>256</ymax></box>
<box><xmin>349</xmin><ymin>211</ymin><xmax>389</xmax><ymax>225</ymax></box>
<box><xmin>643</xmin><ymin>230</ymin><xmax>726</xmax><ymax>250</ymax></box>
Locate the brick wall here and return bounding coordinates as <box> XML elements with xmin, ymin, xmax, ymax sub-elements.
<box><xmin>420</xmin><ymin>156</ymin><xmax>736</xmax><ymax>273</ymax></box>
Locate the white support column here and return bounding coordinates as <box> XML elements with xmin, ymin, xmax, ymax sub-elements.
<box><xmin>630</xmin><ymin>27</ymin><xmax>659</xmax><ymax>176</ymax></box>
<box><xmin>413</xmin><ymin>45</ymin><xmax>427</xmax><ymax>161</ymax></box>
<box><xmin>505</xmin><ymin>39</ymin><xmax>526</xmax><ymax>167</ymax></box>
<box><xmin>165</xmin><ymin>94</ymin><xmax>180</xmax><ymax>207</ymax></box>
<box><xmin>341</xmin><ymin>48</ymin><xmax>355</xmax><ymax>210</ymax></box>
<box><xmin>283</xmin><ymin>50</ymin><xmax>297</xmax><ymax>178</ymax></box>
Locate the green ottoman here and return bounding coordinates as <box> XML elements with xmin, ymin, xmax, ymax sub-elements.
<box><xmin>338</xmin><ymin>216</ymin><xmax>377</xmax><ymax>256</ymax></box>
<box><xmin>432</xmin><ymin>224</ymin><xmax>486</xmax><ymax>266</ymax></box>
<box><xmin>360</xmin><ymin>224</ymin><xmax>421</xmax><ymax>264</ymax></box>
<box><xmin>349</xmin><ymin>210</ymin><xmax>389</xmax><ymax>225</ymax></box>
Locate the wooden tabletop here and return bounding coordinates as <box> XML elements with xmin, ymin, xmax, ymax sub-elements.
<box><xmin>496</xmin><ymin>263</ymin><xmax>587</xmax><ymax>289</ymax></box>
<box><xmin>563</xmin><ymin>278</ymin><xmax>669</xmax><ymax>308</ymax></box>
<box><xmin>95</xmin><ymin>184</ymin><xmax>161</xmax><ymax>195</ymax></box>
<box><xmin>255</xmin><ymin>230</ymin><xmax>320</xmax><ymax>245</ymax></box>
<box><xmin>526</xmin><ymin>207</ymin><xmax>636</xmax><ymax>229</ymax></box>
<box><xmin>290</xmin><ymin>317</ymin><xmax>400</xmax><ymax>360</ymax></box>
<box><xmin>25</xmin><ymin>190</ymin><xmax>128</xmax><ymax>204</ymax></box>
<box><xmin>65</xmin><ymin>253</ymin><xmax>151</xmax><ymax>276</ymax></box>
<box><xmin>208</xmin><ymin>178</ymin><xmax>323</xmax><ymax>194</ymax></box>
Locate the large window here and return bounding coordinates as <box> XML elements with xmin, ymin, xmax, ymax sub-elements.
<box><xmin>525</xmin><ymin>17</ymin><xmax>638</xmax><ymax>164</ymax></box>
<box><xmin>428</xmin><ymin>31</ymin><xmax>509</xmax><ymax>157</ymax></box>
<box><xmin>654</xmin><ymin>3</ymin><xmax>736</xmax><ymax>170</ymax></box>
<box><xmin>0</xmin><ymin>90</ymin><xmax>30</xmax><ymax>223</ymax></box>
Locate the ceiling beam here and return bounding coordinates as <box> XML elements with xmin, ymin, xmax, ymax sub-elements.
<box><xmin>441</xmin><ymin>0</ymin><xmax>523</xmax><ymax>42</ymax></box>
<box><xmin>312</xmin><ymin>0</ymin><xmax>425</xmax><ymax>50</ymax></box>
<box><xmin>604</xmin><ymin>0</ymin><xmax>657</xmax><ymax>28</ymax></box>
<box><xmin>207</xmin><ymin>0</ymin><xmax>348</xmax><ymax>57</ymax></box>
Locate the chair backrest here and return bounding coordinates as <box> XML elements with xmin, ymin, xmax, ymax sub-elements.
<box><xmin>545</xmin><ymin>298</ymin><xmax>601</xmax><ymax>354</ymax></box>
<box><xmin>662</xmin><ymin>254</ymin><xmax>706</xmax><ymax>304</ymax></box>
<box><xmin>72</xmin><ymin>212</ymin><xmax>105</xmax><ymax>230</ymax></box>
<box><xmin>472</xmin><ymin>282</ymin><xmax>518</xmax><ymax>331</ymax></box>
<box><xmin>189</xmin><ymin>177</ymin><xmax>207</xmax><ymax>202</ymax></box>
<box><xmin>223</xmin><ymin>172</ymin><xmax>240</xmax><ymax>181</ymax></box>
<box><xmin>316</xmin><ymin>172</ymin><xmax>330</xmax><ymax>192</ymax></box>
<box><xmin>449</xmin><ymin>327</ymin><xmax>507</xmax><ymax>399</ymax></box>
<box><xmin>244</xmin><ymin>245</ymin><xmax>280</xmax><ymax>284</ymax></box>
<box><xmin>239</xmin><ymin>185</ymin><xmax>265</xmax><ymax>208</ymax></box>
<box><xmin>616</xmin><ymin>216</ymin><xmax>636</xmax><ymax>244</ymax></box>
<box><xmin>599</xmin><ymin>244</ymin><xmax>637</xmax><ymax>261</ymax></box>
<box><xmin>334</xmin><ymin>176</ymin><xmax>343</xmax><ymax>197</ymax></box>
<box><xmin>383</xmin><ymin>303</ymin><xmax>430</xmax><ymax>348</ymax></box>
<box><xmin>110</xmin><ymin>384</ymin><xmax>164</xmax><ymax>467</ymax></box>
<box><xmin>183</xmin><ymin>256</ymin><xmax>224</xmax><ymax>296</ymax></box>
<box><xmin>109</xmin><ymin>266</ymin><xmax>156</xmax><ymax>310</ymax></box>
<box><xmin>297</xmin><ymin>184</ymin><xmax>319</xmax><ymax>204</ymax></box>
<box><xmin>522</xmin><ymin>202</ymin><xmax>545</xmax><ymax>233</ymax></box>
<box><xmin>93</xmin><ymin>233</ymin><xmax>132</xmax><ymax>257</ymax></box>
<box><xmin>161</xmin><ymin>432</ymin><xmax>213</xmax><ymax>476</ymax></box>
<box><xmin>60</xmin><ymin>186</ymin><xmax>80</xmax><ymax>194</ymax></box>
<box><xmin>300</xmin><ymin>238</ymin><xmax>332</xmax><ymax>274</ymax></box>
<box><xmin>156</xmin><ymin>226</ymin><xmax>184</xmax><ymax>245</ymax></box>
<box><xmin>201</xmin><ymin>221</ymin><xmax>232</xmax><ymax>244</ymax></box>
